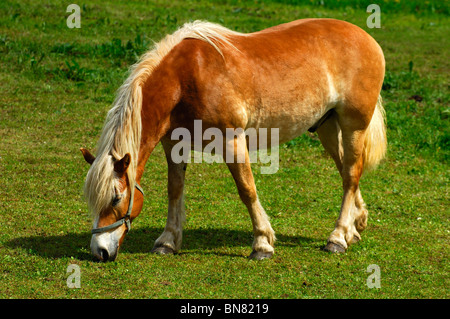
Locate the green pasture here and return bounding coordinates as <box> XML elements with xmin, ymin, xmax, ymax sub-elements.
<box><xmin>0</xmin><ymin>0</ymin><xmax>448</xmax><ymax>299</ymax></box>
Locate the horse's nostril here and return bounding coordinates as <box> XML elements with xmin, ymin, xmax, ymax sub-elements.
<box><xmin>100</xmin><ymin>248</ymin><xmax>109</xmax><ymax>261</ymax></box>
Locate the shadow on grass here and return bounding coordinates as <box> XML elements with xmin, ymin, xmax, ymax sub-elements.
<box><xmin>5</xmin><ymin>227</ymin><xmax>319</xmax><ymax>261</ymax></box>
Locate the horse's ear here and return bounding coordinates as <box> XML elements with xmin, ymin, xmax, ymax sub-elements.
<box><xmin>80</xmin><ymin>148</ymin><xmax>95</xmax><ymax>165</ymax></box>
<box><xmin>114</xmin><ymin>153</ymin><xmax>131</xmax><ymax>174</ymax></box>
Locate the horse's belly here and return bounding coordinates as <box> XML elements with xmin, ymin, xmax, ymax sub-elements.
<box><xmin>246</xmin><ymin>100</ymin><xmax>329</xmax><ymax>145</ymax></box>
<box><xmin>241</xmin><ymin>60</ymin><xmax>336</xmax><ymax>146</ymax></box>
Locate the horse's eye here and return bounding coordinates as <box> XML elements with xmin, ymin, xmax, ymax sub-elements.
<box><xmin>112</xmin><ymin>196</ymin><xmax>121</xmax><ymax>207</ymax></box>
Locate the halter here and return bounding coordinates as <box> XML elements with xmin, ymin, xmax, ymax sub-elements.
<box><xmin>91</xmin><ymin>184</ymin><xmax>144</xmax><ymax>234</ymax></box>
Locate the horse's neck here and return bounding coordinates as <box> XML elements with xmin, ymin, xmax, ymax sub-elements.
<box><xmin>135</xmin><ymin>62</ymin><xmax>181</xmax><ymax>182</ymax></box>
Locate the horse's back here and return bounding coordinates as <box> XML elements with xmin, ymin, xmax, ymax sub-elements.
<box><xmin>232</xmin><ymin>18</ymin><xmax>384</xmax><ymax>88</ymax></box>
<box><xmin>170</xmin><ymin>19</ymin><xmax>385</xmax><ymax>142</ymax></box>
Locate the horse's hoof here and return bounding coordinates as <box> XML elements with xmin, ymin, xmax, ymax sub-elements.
<box><xmin>324</xmin><ymin>242</ymin><xmax>346</xmax><ymax>253</ymax></box>
<box><xmin>151</xmin><ymin>245</ymin><xmax>174</xmax><ymax>255</ymax></box>
<box><xmin>249</xmin><ymin>250</ymin><xmax>273</xmax><ymax>260</ymax></box>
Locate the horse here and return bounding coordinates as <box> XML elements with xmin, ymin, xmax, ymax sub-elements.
<box><xmin>81</xmin><ymin>18</ymin><xmax>386</xmax><ymax>262</ymax></box>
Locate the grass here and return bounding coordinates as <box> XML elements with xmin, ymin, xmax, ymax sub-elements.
<box><xmin>0</xmin><ymin>0</ymin><xmax>449</xmax><ymax>299</ymax></box>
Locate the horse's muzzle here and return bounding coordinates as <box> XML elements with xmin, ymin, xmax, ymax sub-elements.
<box><xmin>90</xmin><ymin>232</ymin><xmax>120</xmax><ymax>262</ymax></box>
<box><xmin>92</xmin><ymin>245</ymin><xmax>118</xmax><ymax>262</ymax></box>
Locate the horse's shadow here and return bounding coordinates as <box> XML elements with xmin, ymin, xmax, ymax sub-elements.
<box><xmin>5</xmin><ymin>227</ymin><xmax>319</xmax><ymax>261</ymax></box>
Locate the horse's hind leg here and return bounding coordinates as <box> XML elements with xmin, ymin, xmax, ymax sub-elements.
<box><xmin>317</xmin><ymin>113</ymin><xmax>368</xmax><ymax>238</ymax></box>
<box><xmin>225</xmin><ymin>134</ymin><xmax>275</xmax><ymax>260</ymax></box>
<box><xmin>318</xmin><ymin>110</ymin><xmax>370</xmax><ymax>252</ymax></box>
<box><xmin>151</xmin><ymin>138</ymin><xmax>187</xmax><ymax>254</ymax></box>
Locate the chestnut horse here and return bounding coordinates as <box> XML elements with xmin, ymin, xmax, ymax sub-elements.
<box><xmin>81</xmin><ymin>19</ymin><xmax>386</xmax><ymax>261</ymax></box>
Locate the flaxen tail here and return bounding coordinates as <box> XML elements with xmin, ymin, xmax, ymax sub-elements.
<box><xmin>363</xmin><ymin>95</ymin><xmax>387</xmax><ymax>171</ymax></box>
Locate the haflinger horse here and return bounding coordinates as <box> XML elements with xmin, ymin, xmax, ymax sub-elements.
<box><xmin>81</xmin><ymin>18</ymin><xmax>386</xmax><ymax>262</ymax></box>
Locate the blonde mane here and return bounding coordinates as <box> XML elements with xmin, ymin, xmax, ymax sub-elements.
<box><xmin>84</xmin><ymin>20</ymin><xmax>241</xmax><ymax>217</ymax></box>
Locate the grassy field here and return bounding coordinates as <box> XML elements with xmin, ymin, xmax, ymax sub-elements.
<box><xmin>0</xmin><ymin>0</ymin><xmax>448</xmax><ymax>299</ymax></box>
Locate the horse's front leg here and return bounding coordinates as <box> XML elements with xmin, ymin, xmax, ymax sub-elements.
<box><xmin>225</xmin><ymin>134</ymin><xmax>275</xmax><ymax>260</ymax></box>
<box><xmin>151</xmin><ymin>140</ymin><xmax>186</xmax><ymax>254</ymax></box>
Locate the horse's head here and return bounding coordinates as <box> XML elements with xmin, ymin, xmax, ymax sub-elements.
<box><xmin>80</xmin><ymin>148</ymin><xmax>144</xmax><ymax>262</ymax></box>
